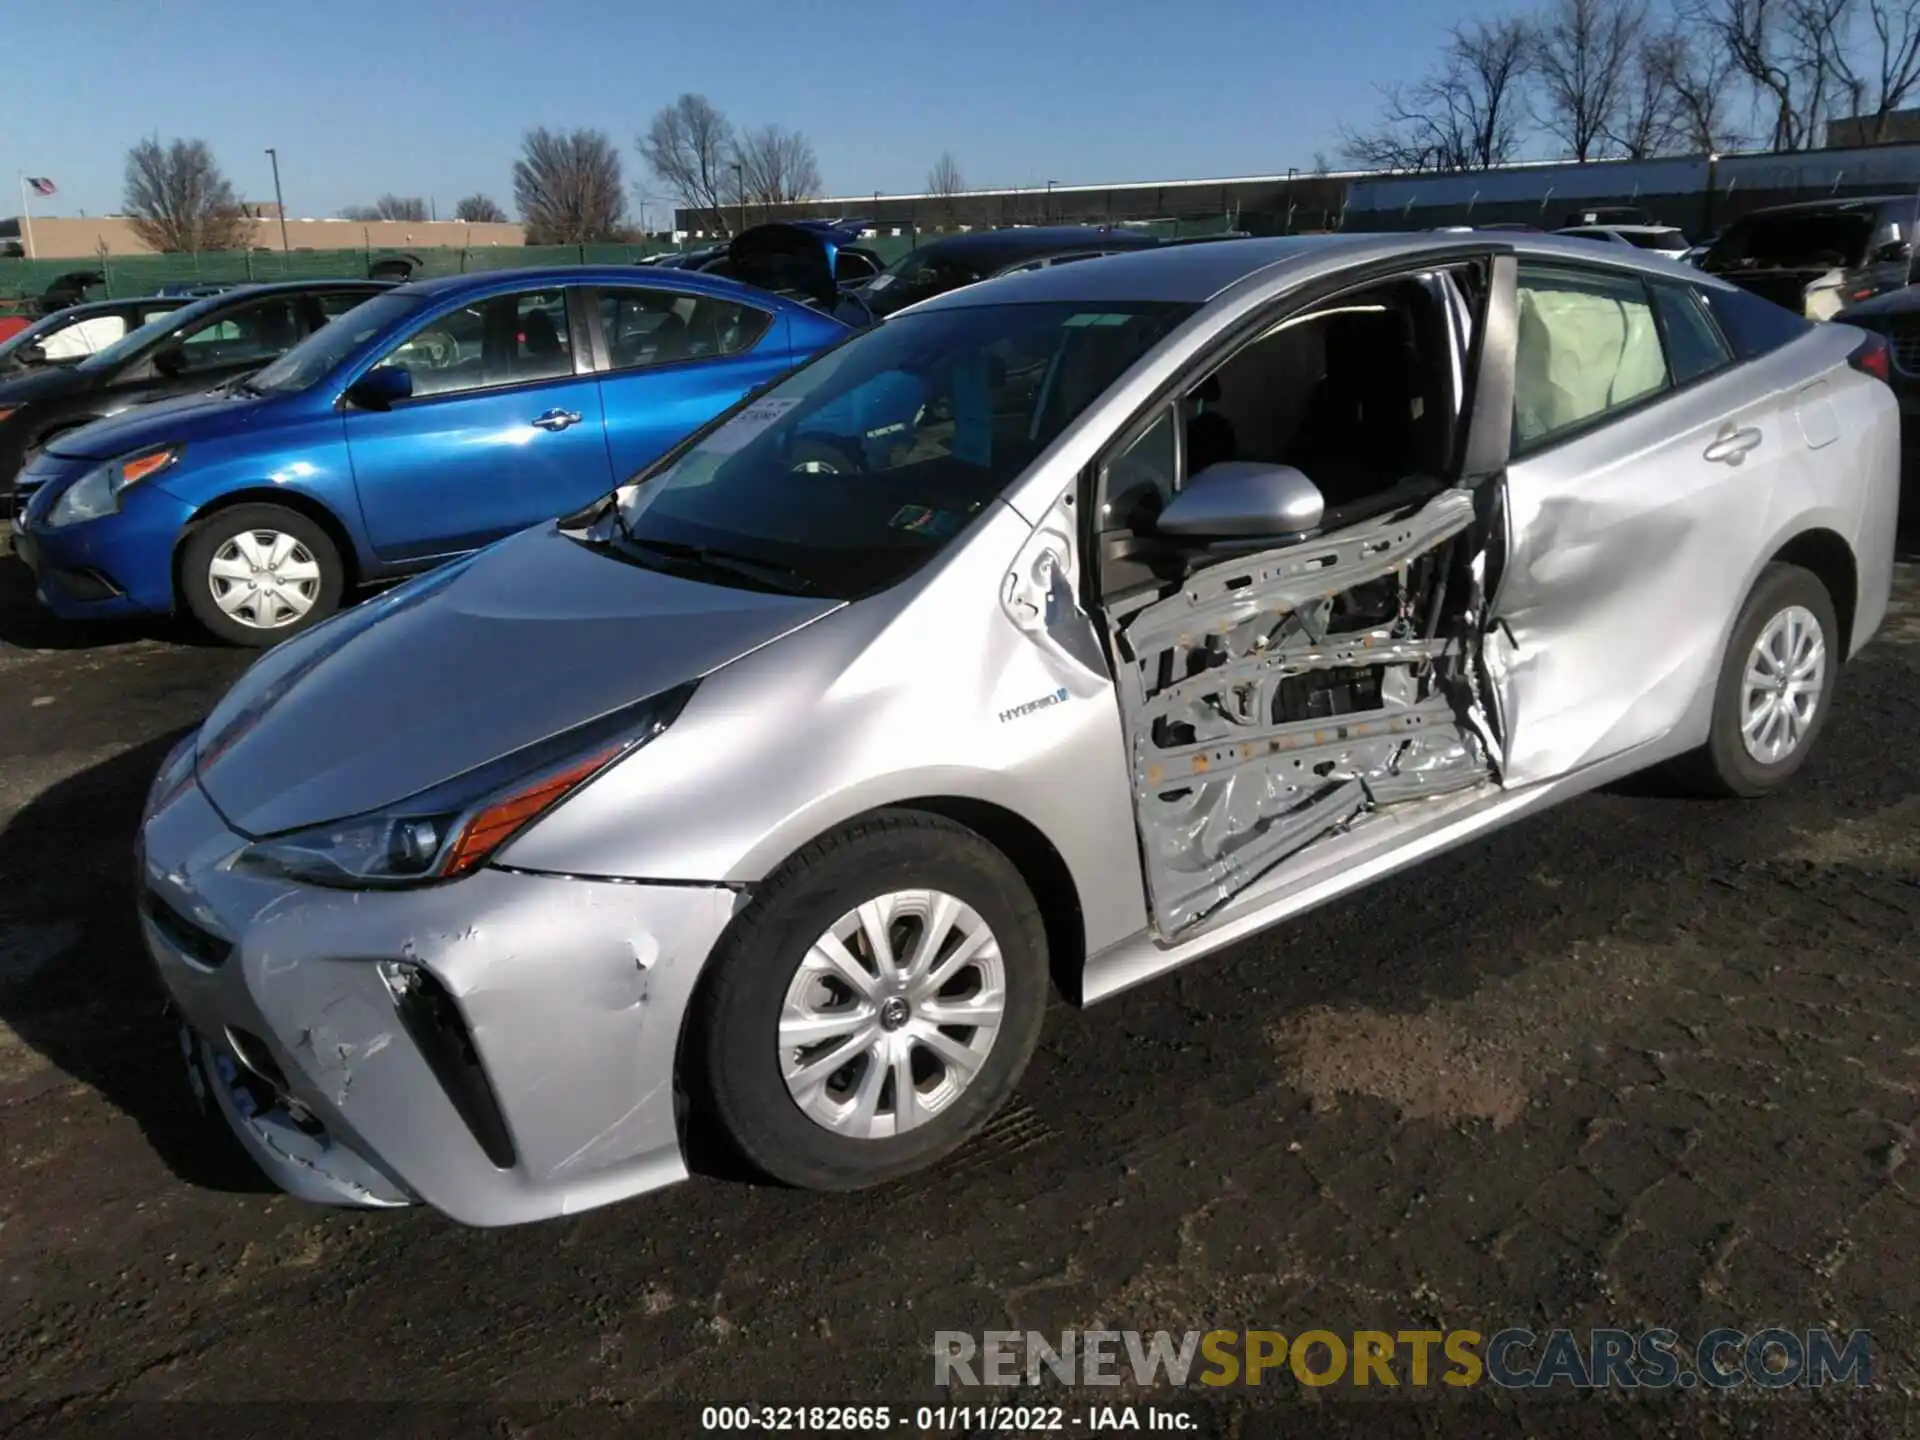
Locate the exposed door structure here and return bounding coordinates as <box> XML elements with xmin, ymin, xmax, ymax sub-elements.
<box><xmin>1095</xmin><ymin>253</ymin><xmax>1517</xmax><ymax>936</ymax></box>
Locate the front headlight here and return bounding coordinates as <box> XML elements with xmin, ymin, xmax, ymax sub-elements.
<box><xmin>45</xmin><ymin>444</ymin><xmax>183</xmax><ymax>528</ymax></box>
<box><xmin>233</xmin><ymin>681</ymin><xmax>696</xmax><ymax>889</ymax></box>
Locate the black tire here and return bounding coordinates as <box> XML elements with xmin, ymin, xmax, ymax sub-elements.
<box><xmin>687</xmin><ymin>810</ymin><xmax>1049</xmax><ymax>1191</ymax></box>
<box><xmin>178</xmin><ymin>503</ymin><xmax>345</xmax><ymax>648</ymax></box>
<box><xmin>1680</xmin><ymin>561</ymin><xmax>1840</xmax><ymax>797</ymax></box>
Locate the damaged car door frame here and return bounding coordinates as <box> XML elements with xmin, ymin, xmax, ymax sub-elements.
<box><xmin>1060</xmin><ymin>245</ymin><xmax>1673</xmax><ymax>1001</ymax></box>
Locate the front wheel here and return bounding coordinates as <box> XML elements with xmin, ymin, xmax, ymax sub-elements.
<box><xmin>1685</xmin><ymin>561</ymin><xmax>1840</xmax><ymax>797</ymax></box>
<box><xmin>179</xmin><ymin>503</ymin><xmax>344</xmax><ymax>648</ymax></box>
<box><xmin>687</xmin><ymin>811</ymin><xmax>1049</xmax><ymax>1190</ymax></box>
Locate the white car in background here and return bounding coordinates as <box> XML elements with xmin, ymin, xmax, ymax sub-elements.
<box><xmin>1555</xmin><ymin>224</ymin><xmax>1693</xmax><ymax>262</ymax></box>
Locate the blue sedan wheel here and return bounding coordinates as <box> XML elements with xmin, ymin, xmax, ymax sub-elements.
<box><xmin>180</xmin><ymin>503</ymin><xmax>345</xmax><ymax>648</ymax></box>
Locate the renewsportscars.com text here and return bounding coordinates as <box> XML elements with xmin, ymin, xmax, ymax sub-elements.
<box><xmin>934</xmin><ymin>1327</ymin><xmax>1873</xmax><ymax>1391</ymax></box>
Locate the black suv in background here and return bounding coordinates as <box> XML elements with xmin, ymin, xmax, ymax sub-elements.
<box><xmin>1698</xmin><ymin>195</ymin><xmax>1920</xmax><ymax>319</ymax></box>
<box><xmin>0</xmin><ymin>279</ymin><xmax>388</xmax><ymax>496</ymax></box>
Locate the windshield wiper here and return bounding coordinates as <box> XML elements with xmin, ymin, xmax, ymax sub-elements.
<box><xmin>612</xmin><ymin>534</ymin><xmax>818</xmax><ymax>594</ymax></box>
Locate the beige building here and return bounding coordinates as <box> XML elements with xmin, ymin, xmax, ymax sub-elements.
<box><xmin>1</xmin><ymin>214</ymin><xmax>526</xmax><ymax>259</ymax></box>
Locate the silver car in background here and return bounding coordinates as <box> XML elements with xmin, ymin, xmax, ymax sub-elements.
<box><xmin>136</xmin><ymin>234</ymin><xmax>1900</xmax><ymax>1225</ymax></box>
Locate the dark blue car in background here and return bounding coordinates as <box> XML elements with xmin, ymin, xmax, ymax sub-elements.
<box><xmin>12</xmin><ymin>266</ymin><xmax>849</xmax><ymax>645</ymax></box>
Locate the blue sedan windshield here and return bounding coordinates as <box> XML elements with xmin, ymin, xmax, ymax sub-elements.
<box><xmin>602</xmin><ymin>300</ymin><xmax>1194</xmax><ymax>599</ymax></box>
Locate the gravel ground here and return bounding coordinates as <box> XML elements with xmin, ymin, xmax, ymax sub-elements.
<box><xmin>1</xmin><ymin>537</ymin><xmax>1917</xmax><ymax>1439</ymax></box>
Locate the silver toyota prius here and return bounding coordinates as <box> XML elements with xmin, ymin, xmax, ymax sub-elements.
<box><xmin>136</xmin><ymin>234</ymin><xmax>1901</xmax><ymax>1225</ymax></box>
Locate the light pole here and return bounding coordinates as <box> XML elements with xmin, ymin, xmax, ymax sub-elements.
<box><xmin>264</xmin><ymin>148</ymin><xmax>291</xmax><ymax>254</ymax></box>
<box><xmin>1046</xmin><ymin>179</ymin><xmax>1057</xmax><ymax>222</ymax></box>
<box><xmin>732</xmin><ymin>162</ymin><xmax>745</xmax><ymax>235</ymax></box>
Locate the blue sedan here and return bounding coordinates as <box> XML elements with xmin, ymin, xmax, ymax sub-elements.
<box><xmin>11</xmin><ymin>266</ymin><xmax>850</xmax><ymax>645</ymax></box>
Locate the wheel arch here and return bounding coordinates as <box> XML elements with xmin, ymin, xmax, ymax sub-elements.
<box><xmin>172</xmin><ymin>487</ymin><xmax>361</xmax><ymax>610</ymax></box>
<box><xmin>1768</xmin><ymin>526</ymin><xmax>1858</xmax><ymax>659</ymax></box>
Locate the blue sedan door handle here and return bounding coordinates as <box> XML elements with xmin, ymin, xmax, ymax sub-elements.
<box><xmin>532</xmin><ymin>408</ymin><xmax>583</xmax><ymax>432</ymax></box>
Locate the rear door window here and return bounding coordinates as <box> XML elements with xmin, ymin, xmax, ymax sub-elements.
<box><xmin>1650</xmin><ymin>283</ymin><xmax>1733</xmax><ymax>384</ymax></box>
<box><xmin>1513</xmin><ymin>265</ymin><xmax>1669</xmax><ymax>451</ymax></box>
<box><xmin>596</xmin><ymin>289</ymin><xmax>772</xmax><ymax>372</ymax></box>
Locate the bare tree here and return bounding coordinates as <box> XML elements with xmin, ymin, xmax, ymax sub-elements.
<box><xmin>513</xmin><ymin>127</ymin><xmax>626</xmax><ymax>244</ymax></box>
<box><xmin>1342</xmin><ymin>18</ymin><xmax>1536</xmax><ymax>171</ymax></box>
<box><xmin>736</xmin><ymin>124</ymin><xmax>822</xmax><ymax>212</ymax></box>
<box><xmin>341</xmin><ymin>194</ymin><xmax>430</xmax><ymax>222</ymax></box>
<box><xmin>122</xmin><ymin>137</ymin><xmax>253</xmax><ymax>253</ymax></box>
<box><xmin>1637</xmin><ymin>28</ymin><xmax>1744</xmax><ymax>150</ymax></box>
<box><xmin>927</xmin><ymin>152</ymin><xmax>964</xmax><ymax>195</ymax></box>
<box><xmin>1608</xmin><ymin>29</ymin><xmax>1682</xmax><ymax>155</ymax></box>
<box><xmin>1535</xmin><ymin>0</ymin><xmax>1646</xmax><ymax>160</ymax></box>
<box><xmin>1835</xmin><ymin>0</ymin><xmax>1920</xmax><ymax>139</ymax></box>
<box><xmin>454</xmin><ymin>193</ymin><xmax>509</xmax><ymax>224</ymax></box>
<box><xmin>639</xmin><ymin>93</ymin><xmax>735</xmax><ymax>228</ymax></box>
<box><xmin>1684</xmin><ymin>0</ymin><xmax>1855</xmax><ymax>151</ymax></box>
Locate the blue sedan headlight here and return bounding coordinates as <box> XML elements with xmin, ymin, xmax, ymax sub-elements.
<box><xmin>44</xmin><ymin>444</ymin><xmax>183</xmax><ymax>528</ymax></box>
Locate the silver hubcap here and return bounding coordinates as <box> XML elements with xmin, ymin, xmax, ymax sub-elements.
<box><xmin>1741</xmin><ymin>604</ymin><xmax>1826</xmax><ymax>765</ymax></box>
<box><xmin>779</xmin><ymin>889</ymin><xmax>1005</xmax><ymax>1140</ymax></box>
<box><xmin>207</xmin><ymin>529</ymin><xmax>322</xmax><ymax>630</ymax></box>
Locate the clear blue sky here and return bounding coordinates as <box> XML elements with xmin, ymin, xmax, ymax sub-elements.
<box><xmin>2</xmin><ymin>0</ymin><xmax>1493</xmax><ymax>224</ymax></box>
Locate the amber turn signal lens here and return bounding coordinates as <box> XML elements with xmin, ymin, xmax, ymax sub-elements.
<box><xmin>120</xmin><ymin>450</ymin><xmax>178</xmax><ymax>486</ymax></box>
<box><xmin>440</xmin><ymin>746</ymin><xmax>622</xmax><ymax>877</ymax></box>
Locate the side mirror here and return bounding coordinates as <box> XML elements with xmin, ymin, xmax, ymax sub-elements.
<box><xmin>345</xmin><ymin>364</ymin><xmax>413</xmax><ymax>411</ymax></box>
<box><xmin>1875</xmin><ymin>240</ymin><xmax>1913</xmax><ymax>265</ymax></box>
<box><xmin>152</xmin><ymin>344</ymin><xmax>189</xmax><ymax>377</ymax></box>
<box><xmin>18</xmin><ymin>341</ymin><xmax>48</xmax><ymax>367</ymax></box>
<box><xmin>1156</xmin><ymin>461</ymin><xmax>1325</xmax><ymax>540</ymax></box>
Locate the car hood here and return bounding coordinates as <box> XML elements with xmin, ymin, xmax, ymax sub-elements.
<box><xmin>44</xmin><ymin>388</ymin><xmax>275</xmax><ymax>460</ymax></box>
<box><xmin>195</xmin><ymin>523</ymin><xmax>843</xmax><ymax>837</ymax></box>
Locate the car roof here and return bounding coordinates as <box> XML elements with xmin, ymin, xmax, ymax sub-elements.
<box><xmin>32</xmin><ymin>294</ymin><xmax>190</xmax><ymax>319</ymax></box>
<box><xmin>1734</xmin><ymin>195</ymin><xmax>1918</xmax><ymax>220</ymax></box>
<box><xmin>391</xmin><ymin>264</ymin><xmax>797</xmax><ymax>306</ymax></box>
<box><xmin>909</xmin><ymin>225</ymin><xmax>1163</xmax><ymax>267</ymax></box>
<box><xmin>1562</xmin><ymin>223</ymin><xmax>1682</xmax><ymax>235</ymax></box>
<box><xmin>906</xmin><ymin>231</ymin><xmax>1732</xmax><ymax>312</ymax></box>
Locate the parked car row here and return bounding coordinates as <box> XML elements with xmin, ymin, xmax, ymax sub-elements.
<box><xmin>2</xmin><ymin>224</ymin><xmax>1237</xmax><ymax>645</ymax></box>
<box><xmin>126</xmin><ymin>229</ymin><xmax>1898</xmax><ymax>1225</ymax></box>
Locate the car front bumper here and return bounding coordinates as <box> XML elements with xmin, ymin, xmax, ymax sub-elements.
<box><xmin>138</xmin><ymin>768</ymin><xmax>742</xmax><ymax>1226</ymax></box>
<box><xmin>13</xmin><ymin>456</ymin><xmax>194</xmax><ymax>618</ymax></box>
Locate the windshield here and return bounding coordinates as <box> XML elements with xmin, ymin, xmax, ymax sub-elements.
<box><xmin>1705</xmin><ymin>212</ymin><xmax>1877</xmax><ymax>272</ymax></box>
<box><xmin>249</xmin><ymin>293</ymin><xmax>420</xmax><ymax>394</ymax></box>
<box><xmin>1620</xmin><ymin>228</ymin><xmax>1687</xmax><ymax>250</ymax></box>
<box><xmin>860</xmin><ymin>248</ymin><xmax>991</xmax><ymax>316</ymax></box>
<box><xmin>595</xmin><ymin>300</ymin><xmax>1194</xmax><ymax>599</ymax></box>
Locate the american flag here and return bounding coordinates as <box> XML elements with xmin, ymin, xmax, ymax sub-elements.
<box><xmin>24</xmin><ymin>177</ymin><xmax>56</xmax><ymax>196</ymax></box>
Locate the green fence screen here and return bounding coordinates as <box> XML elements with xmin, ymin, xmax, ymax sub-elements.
<box><xmin>0</xmin><ymin>216</ymin><xmax>1239</xmax><ymax>310</ymax></box>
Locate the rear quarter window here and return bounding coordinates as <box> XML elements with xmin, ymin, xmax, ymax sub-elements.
<box><xmin>1698</xmin><ymin>285</ymin><xmax>1811</xmax><ymax>360</ymax></box>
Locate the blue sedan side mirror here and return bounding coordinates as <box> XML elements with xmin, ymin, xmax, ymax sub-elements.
<box><xmin>345</xmin><ymin>364</ymin><xmax>413</xmax><ymax>411</ymax></box>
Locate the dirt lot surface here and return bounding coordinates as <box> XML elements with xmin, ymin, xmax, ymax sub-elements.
<box><xmin>1</xmin><ymin>542</ymin><xmax>1918</xmax><ymax>1439</ymax></box>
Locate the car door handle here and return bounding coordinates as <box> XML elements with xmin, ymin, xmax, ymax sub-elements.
<box><xmin>532</xmin><ymin>409</ymin><xmax>583</xmax><ymax>432</ymax></box>
<box><xmin>1703</xmin><ymin>424</ymin><xmax>1762</xmax><ymax>465</ymax></box>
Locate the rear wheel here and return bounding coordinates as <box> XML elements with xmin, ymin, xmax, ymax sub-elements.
<box><xmin>1684</xmin><ymin>562</ymin><xmax>1839</xmax><ymax>797</ymax></box>
<box><xmin>687</xmin><ymin>811</ymin><xmax>1049</xmax><ymax>1190</ymax></box>
<box><xmin>179</xmin><ymin>503</ymin><xmax>344</xmax><ymax>648</ymax></box>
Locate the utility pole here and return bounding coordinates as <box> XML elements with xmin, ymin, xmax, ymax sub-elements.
<box><xmin>732</xmin><ymin>162</ymin><xmax>745</xmax><ymax>234</ymax></box>
<box><xmin>1046</xmin><ymin>179</ymin><xmax>1057</xmax><ymax>222</ymax></box>
<box><xmin>265</xmin><ymin>148</ymin><xmax>291</xmax><ymax>253</ymax></box>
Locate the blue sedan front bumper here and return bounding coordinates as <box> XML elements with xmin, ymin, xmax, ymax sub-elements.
<box><xmin>12</xmin><ymin>453</ymin><xmax>193</xmax><ymax>618</ymax></box>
